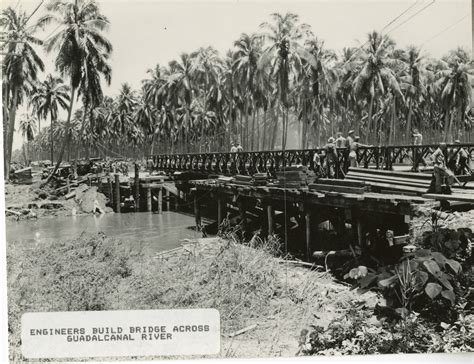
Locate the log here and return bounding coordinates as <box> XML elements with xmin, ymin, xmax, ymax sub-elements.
<box><xmin>312</xmin><ymin>250</ymin><xmax>353</xmax><ymax>258</ymax></box>
<box><xmin>225</xmin><ymin>324</ymin><xmax>257</xmax><ymax>338</ymax></box>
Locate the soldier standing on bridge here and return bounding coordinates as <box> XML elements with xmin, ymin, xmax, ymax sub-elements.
<box><xmin>335</xmin><ymin>132</ymin><xmax>346</xmax><ymax>149</ymax></box>
<box><xmin>431</xmin><ymin>142</ymin><xmax>454</xmax><ymax>194</ymax></box>
<box><xmin>324</xmin><ymin>137</ymin><xmax>338</xmax><ymax>178</ymax></box>
<box><xmin>412</xmin><ymin>128</ymin><xmax>426</xmax><ymax>169</ymax></box>
<box><xmin>344</xmin><ymin>130</ymin><xmax>355</xmax><ymax>171</ymax></box>
<box><xmin>349</xmin><ymin>136</ymin><xmax>370</xmax><ymax>168</ymax></box>
<box><xmin>454</xmin><ymin>140</ymin><xmax>471</xmax><ymax>175</ymax></box>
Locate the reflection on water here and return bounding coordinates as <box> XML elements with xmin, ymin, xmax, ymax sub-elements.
<box><xmin>6</xmin><ymin>212</ymin><xmax>200</xmax><ymax>254</ymax></box>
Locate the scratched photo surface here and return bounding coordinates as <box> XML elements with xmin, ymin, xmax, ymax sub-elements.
<box><xmin>2</xmin><ymin>0</ymin><xmax>473</xmax><ymax>361</ymax></box>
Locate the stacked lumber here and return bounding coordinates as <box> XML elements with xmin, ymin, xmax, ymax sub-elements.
<box><xmin>308</xmin><ymin>178</ymin><xmax>369</xmax><ymax>195</ymax></box>
<box><xmin>275</xmin><ymin>166</ymin><xmax>315</xmax><ymax>188</ymax></box>
<box><xmin>233</xmin><ymin>175</ymin><xmax>253</xmax><ymax>186</ymax></box>
<box><xmin>217</xmin><ymin>176</ymin><xmax>234</xmax><ymax>184</ymax></box>
<box><xmin>253</xmin><ymin>173</ymin><xmax>269</xmax><ymax>186</ymax></box>
<box><xmin>345</xmin><ymin>167</ymin><xmax>431</xmax><ymax>196</ymax></box>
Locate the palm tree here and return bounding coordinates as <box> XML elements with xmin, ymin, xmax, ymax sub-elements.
<box><xmin>233</xmin><ymin>33</ymin><xmax>264</xmax><ymax>150</ymax></box>
<box><xmin>1</xmin><ymin>6</ymin><xmax>44</xmax><ymax>178</ymax></box>
<box><xmin>259</xmin><ymin>12</ymin><xmax>316</xmax><ymax>149</ymax></box>
<box><xmin>19</xmin><ymin>114</ymin><xmax>38</xmax><ymax>164</ymax></box>
<box><xmin>113</xmin><ymin>83</ymin><xmax>138</xmax><ymax>154</ymax></box>
<box><xmin>302</xmin><ymin>37</ymin><xmax>338</xmax><ymax>147</ymax></box>
<box><xmin>398</xmin><ymin>46</ymin><xmax>426</xmax><ymax>143</ymax></box>
<box><xmin>437</xmin><ymin>48</ymin><xmax>473</xmax><ymax>142</ymax></box>
<box><xmin>30</xmin><ymin>74</ymin><xmax>69</xmax><ymax>163</ymax></box>
<box><xmin>38</xmin><ymin>0</ymin><xmax>112</xmax><ymax>183</ymax></box>
<box><xmin>191</xmin><ymin>46</ymin><xmax>223</xmax><ymax>151</ymax></box>
<box><xmin>353</xmin><ymin>31</ymin><xmax>403</xmax><ymax>143</ymax></box>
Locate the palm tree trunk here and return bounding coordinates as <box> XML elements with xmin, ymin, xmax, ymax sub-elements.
<box><xmin>43</xmin><ymin>86</ymin><xmax>76</xmax><ymax>185</ymax></box>
<box><xmin>5</xmin><ymin>87</ymin><xmax>19</xmax><ymax>180</ymax></box>
<box><xmin>272</xmin><ymin>106</ymin><xmax>280</xmax><ymax>150</ymax></box>
<box><xmin>50</xmin><ymin>112</ymin><xmax>56</xmax><ymax>164</ymax></box>
<box><xmin>367</xmin><ymin>94</ymin><xmax>374</xmax><ymax>144</ymax></box>
<box><xmin>443</xmin><ymin>109</ymin><xmax>451</xmax><ymax>142</ymax></box>
<box><xmin>251</xmin><ymin>105</ymin><xmax>256</xmax><ymax>151</ymax></box>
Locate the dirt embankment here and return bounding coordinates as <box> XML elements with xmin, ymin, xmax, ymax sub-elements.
<box><xmin>4</xmin><ymin>182</ymin><xmax>113</xmax><ymax>221</ymax></box>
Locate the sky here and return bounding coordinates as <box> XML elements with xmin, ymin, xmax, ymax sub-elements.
<box><xmin>4</xmin><ymin>0</ymin><xmax>473</xmax><ymax>150</ymax></box>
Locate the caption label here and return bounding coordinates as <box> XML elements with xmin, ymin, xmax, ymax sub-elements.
<box><xmin>21</xmin><ymin>309</ymin><xmax>220</xmax><ymax>358</ymax></box>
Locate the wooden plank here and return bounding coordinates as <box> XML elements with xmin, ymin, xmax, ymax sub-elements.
<box><xmin>347</xmin><ymin>172</ymin><xmax>430</xmax><ymax>186</ymax></box>
<box><xmin>308</xmin><ymin>183</ymin><xmax>365</xmax><ymax>194</ymax></box>
<box><xmin>349</xmin><ymin>167</ymin><xmax>432</xmax><ymax>180</ymax></box>
<box><xmin>422</xmin><ymin>193</ymin><xmax>474</xmax><ymax>203</ymax></box>
<box><xmin>316</xmin><ymin>178</ymin><xmax>367</xmax><ymax>188</ymax></box>
<box><xmin>345</xmin><ymin>175</ymin><xmax>429</xmax><ymax>189</ymax></box>
<box><xmin>359</xmin><ymin>181</ymin><xmax>428</xmax><ymax>195</ymax></box>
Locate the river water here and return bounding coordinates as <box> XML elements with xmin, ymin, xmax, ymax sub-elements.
<box><xmin>6</xmin><ymin>212</ymin><xmax>200</xmax><ymax>254</ymax></box>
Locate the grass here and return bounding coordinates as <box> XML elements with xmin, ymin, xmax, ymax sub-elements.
<box><xmin>12</xmin><ymin>225</ymin><xmax>472</xmax><ymax>360</ymax></box>
<box><xmin>8</xmin><ymin>229</ymin><xmax>377</xmax><ymax>361</ymax></box>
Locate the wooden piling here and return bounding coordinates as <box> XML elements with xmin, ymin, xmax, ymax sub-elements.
<box><xmin>305</xmin><ymin>210</ymin><xmax>312</xmax><ymax>261</ymax></box>
<box><xmin>266</xmin><ymin>203</ymin><xmax>274</xmax><ymax>236</ymax></box>
<box><xmin>217</xmin><ymin>196</ymin><xmax>223</xmax><ymax>226</ymax></box>
<box><xmin>157</xmin><ymin>187</ymin><xmax>163</xmax><ymax>214</ymax></box>
<box><xmin>193</xmin><ymin>192</ymin><xmax>201</xmax><ymax>231</ymax></box>
<box><xmin>134</xmin><ymin>163</ymin><xmax>140</xmax><ymax>212</ymax></box>
<box><xmin>146</xmin><ymin>187</ymin><xmax>152</xmax><ymax>212</ymax></box>
<box><xmin>174</xmin><ymin>191</ymin><xmax>179</xmax><ymax>211</ymax></box>
<box><xmin>66</xmin><ymin>176</ymin><xmax>71</xmax><ymax>194</ymax></box>
<box><xmin>166</xmin><ymin>189</ymin><xmax>170</xmax><ymax>211</ymax></box>
<box><xmin>237</xmin><ymin>199</ymin><xmax>246</xmax><ymax>233</ymax></box>
<box><xmin>107</xmin><ymin>176</ymin><xmax>113</xmax><ymax>206</ymax></box>
<box><xmin>114</xmin><ymin>174</ymin><xmax>121</xmax><ymax>213</ymax></box>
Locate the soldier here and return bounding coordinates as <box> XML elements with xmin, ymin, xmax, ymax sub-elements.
<box><xmin>431</xmin><ymin>142</ymin><xmax>454</xmax><ymax>194</ymax></box>
<box><xmin>230</xmin><ymin>141</ymin><xmax>238</xmax><ymax>153</ymax></box>
<box><xmin>335</xmin><ymin>131</ymin><xmax>346</xmax><ymax>149</ymax></box>
<box><xmin>344</xmin><ymin>130</ymin><xmax>355</xmax><ymax>171</ymax></box>
<box><xmin>324</xmin><ymin>137</ymin><xmax>338</xmax><ymax>178</ymax></box>
<box><xmin>454</xmin><ymin>140</ymin><xmax>471</xmax><ymax>175</ymax></box>
<box><xmin>349</xmin><ymin>136</ymin><xmax>369</xmax><ymax>168</ymax></box>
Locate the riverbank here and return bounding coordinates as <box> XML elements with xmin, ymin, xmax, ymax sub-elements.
<box><xmin>8</xmin><ymin>228</ymin><xmax>473</xmax><ymax>361</ymax></box>
<box><xmin>4</xmin><ymin>182</ymin><xmax>112</xmax><ymax>221</ymax></box>
<box><xmin>7</xmin><ymin>233</ymin><xmax>380</xmax><ymax>361</ymax></box>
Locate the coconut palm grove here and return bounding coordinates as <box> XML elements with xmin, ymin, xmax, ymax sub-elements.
<box><xmin>3</xmin><ymin>1</ymin><xmax>474</xmax><ymax>360</ymax></box>
<box><xmin>2</xmin><ymin>0</ymin><xmax>473</xmax><ymax>177</ymax></box>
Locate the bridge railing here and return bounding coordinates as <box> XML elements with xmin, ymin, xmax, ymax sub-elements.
<box><xmin>147</xmin><ymin>143</ymin><xmax>474</xmax><ymax>176</ymax></box>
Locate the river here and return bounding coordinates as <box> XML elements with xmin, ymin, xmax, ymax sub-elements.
<box><xmin>6</xmin><ymin>212</ymin><xmax>201</xmax><ymax>254</ymax></box>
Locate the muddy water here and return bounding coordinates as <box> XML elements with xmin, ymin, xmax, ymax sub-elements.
<box><xmin>6</xmin><ymin>212</ymin><xmax>200</xmax><ymax>254</ymax></box>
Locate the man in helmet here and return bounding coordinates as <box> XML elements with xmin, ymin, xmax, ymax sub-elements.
<box><xmin>324</xmin><ymin>137</ymin><xmax>338</xmax><ymax>178</ymax></box>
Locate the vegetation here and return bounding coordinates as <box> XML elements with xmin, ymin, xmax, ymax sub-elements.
<box><xmin>2</xmin><ymin>4</ymin><xmax>473</xmax><ymax>170</ymax></box>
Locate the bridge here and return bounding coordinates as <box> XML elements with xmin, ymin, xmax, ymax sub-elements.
<box><xmin>148</xmin><ymin>143</ymin><xmax>474</xmax><ymax>176</ymax></box>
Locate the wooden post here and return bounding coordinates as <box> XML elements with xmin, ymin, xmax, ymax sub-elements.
<box><xmin>157</xmin><ymin>187</ymin><xmax>163</xmax><ymax>214</ymax></box>
<box><xmin>217</xmin><ymin>196</ymin><xmax>223</xmax><ymax>226</ymax></box>
<box><xmin>305</xmin><ymin>209</ymin><xmax>312</xmax><ymax>261</ymax></box>
<box><xmin>114</xmin><ymin>174</ymin><xmax>121</xmax><ymax>213</ymax></box>
<box><xmin>194</xmin><ymin>192</ymin><xmax>201</xmax><ymax>231</ymax></box>
<box><xmin>166</xmin><ymin>189</ymin><xmax>170</xmax><ymax>211</ymax></box>
<box><xmin>146</xmin><ymin>187</ymin><xmax>152</xmax><ymax>212</ymax></box>
<box><xmin>174</xmin><ymin>191</ymin><xmax>179</xmax><ymax>211</ymax></box>
<box><xmin>351</xmin><ymin>208</ymin><xmax>366</xmax><ymax>250</ymax></box>
<box><xmin>107</xmin><ymin>176</ymin><xmax>113</xmax><ymax>206</ymax></box>
<box><xmin>238</xmin><ymin>198</ymin><xmax>246</xmax><ymax>233</ymax></box>
<box><xmin>66</xmin><ymin>176</ymin><xmax>71</xmax><ymax>194</ymax></box>
<box><xmin>134</xmin><ymin>163</ymin><xmax>140</xmax><ymax>212</ymax></box>
<box><xmin>267</xmin><ymin>203</ymin><xmax>274</xmax><ymax>236</ymax></box>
